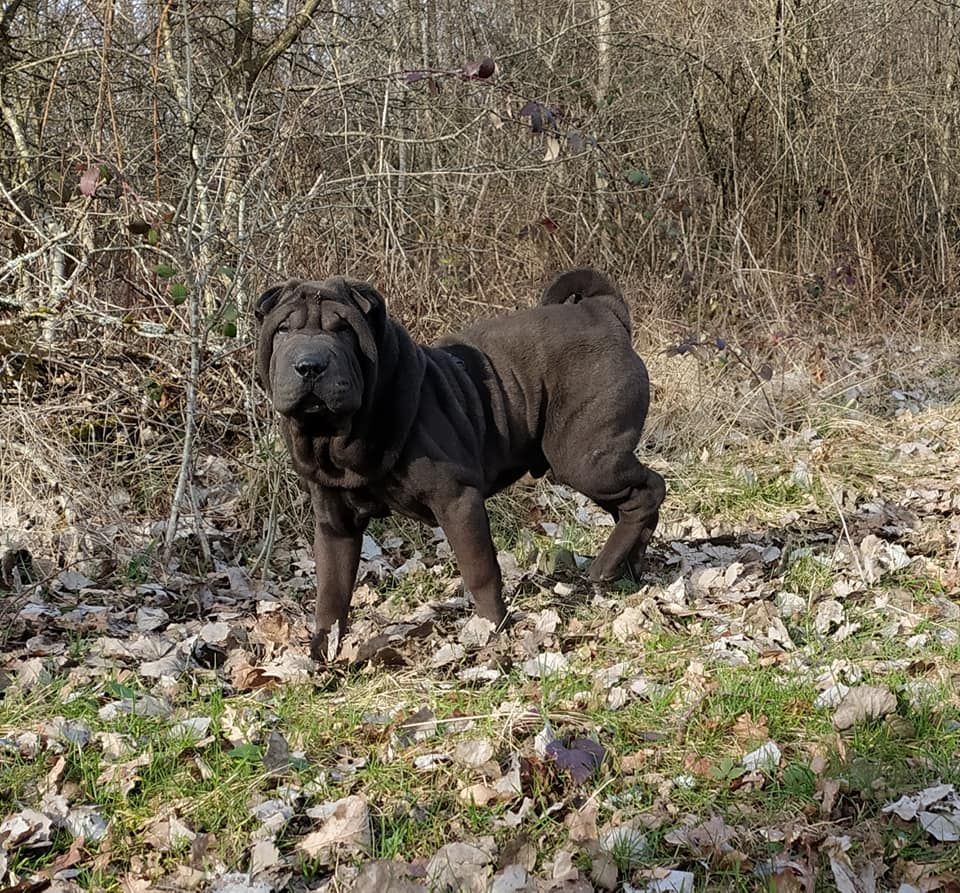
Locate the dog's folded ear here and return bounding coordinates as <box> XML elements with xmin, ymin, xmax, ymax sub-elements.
<box><xmin>341</xmin><ymin>279</ymin><xmax>386</xmax><ymax>317</ymax></box>
<box><xmin>255</xmin><ymin>285</ymin><xmax>284</xmax><ymax>322</ymax></box>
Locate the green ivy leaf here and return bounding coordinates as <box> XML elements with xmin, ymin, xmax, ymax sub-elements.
<box><xmin>228</xmin><ymin>743</ymin><xmax>263</xmax><ymax>762</ymax></box>
<box><xmin>169</xmin><ymin>283</ymin><xmax>188</xmax><ymax>305</ymax></box>
<box><xmin>143</xmin><ymin>378</ymin><xmax>163</xmax><ymax>402</ymax></box>
<box><xmin>153</xmin><ymin>263</ymin><xmax>176</xmax><ymax>279</ymax></box>
<box><xmin>221</xmin><ymin>321</ymin><xmax>237</xmax><ymax>338</ymax></box>
<box><xmin>106</xmin><ymin>681</ymin><xmax>139</xmax><ymax>699</ymax></box>
<box><xmin>624</xmin><ymin>169</ymin><xmax>652</xmax><ymax>187</ymax></box>
<box><xmin>709</xmin><ymin>756</ymin><xmax>747</xmax><ymax>781</ymax></box>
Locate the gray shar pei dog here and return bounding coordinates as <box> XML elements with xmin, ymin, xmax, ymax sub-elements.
<box><xmin>255</xmin><ymin>268</ymin><xmax>666</xmax><ymax>660</ymax></box>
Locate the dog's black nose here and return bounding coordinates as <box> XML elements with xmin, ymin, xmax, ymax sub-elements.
<box><xmin>295</xmin><ymin>356</ymin><xmax>328</xmax><ymax>377</ymax></box>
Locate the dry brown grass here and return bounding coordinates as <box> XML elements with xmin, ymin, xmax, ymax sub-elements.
<box><xmin>2</xmin><ymin>278</ymin><xmax>957</xmax><ymax>604</ymax></box>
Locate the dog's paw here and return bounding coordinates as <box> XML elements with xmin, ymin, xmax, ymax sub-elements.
<box><xmin>626</xmin><ymin>556</ymin><xmax>648</xmax><ymax>581</ymax></box>
<box><xmin>587</xmin><ymin>560</ymin><xmax>619</xmax><ymax>583</ymax></box>
<box><xmin>310</xmin><ymin>621</ymin><xmax>343</xmax><ymax>664</ymax></box>
<box><xmin>309</xmin><ymin>633</ymin><xmax>331</xmax><ymax>663</ymax></box>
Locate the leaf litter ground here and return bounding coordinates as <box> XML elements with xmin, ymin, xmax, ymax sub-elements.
<box><xmin>2</xmin><ymin>369</ymin><xmax>960</xmax><ymax>892</ymax></box>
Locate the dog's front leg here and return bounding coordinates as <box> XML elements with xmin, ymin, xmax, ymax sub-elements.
<box><xmin>437</xmin><ymin>488</ymin><xmax>507</xmax><ymax>626</ymax></box>
<box><xmin>311</xmin><ymin>522</ymin><xmax>363</xmax><ymax>661</ymax></box>
<box><xmin>309</xmin><ymin>487</ymin><xmax>366</xmax><ymax>662</ymax></box>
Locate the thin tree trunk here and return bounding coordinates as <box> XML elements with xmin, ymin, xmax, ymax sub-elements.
<box><xmin>595</xmin><ymin>0</ymin><xmax>611</xmax><ymax>103</ymax></box>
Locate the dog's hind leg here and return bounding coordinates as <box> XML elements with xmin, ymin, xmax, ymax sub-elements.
<box><xmin>436</xmin><ymin>487</ymin><xmax>507</xmax><ymax>626</ymax></box>
<box><xmin>578</xmin><ymin>465</ymin><xmax>666</xmax><ymax>583</ymax></box>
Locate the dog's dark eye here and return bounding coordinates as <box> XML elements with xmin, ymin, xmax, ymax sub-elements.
<box><xmin>276</xmin><ymin>321</ymin><xmax>290</xmax><ymax>334</ymax></box>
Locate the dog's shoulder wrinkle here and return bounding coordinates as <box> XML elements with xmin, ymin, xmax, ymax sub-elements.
<box><xmin>432</xmin><ymin>340</ymin><xmax>490</xmax><ymax>382</ymax></box>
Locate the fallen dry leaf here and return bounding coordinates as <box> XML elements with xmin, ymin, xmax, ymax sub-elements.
<box><xmin>426</xmin><ymin>840</ymin><xmax>496</xmax><ymax>893</ymax></box>
<box><xmin>611</xmin><ymin>605</ymin><xmax>651</xmax><ymax>643</ymax></box>
<box><xmin>432</xmin><ymin>642</ymin><xmax>466</xmax><ymax>667</ymax></box>
<box><xmin>884</xmin><ymin>783</ymin><xmax>960</xmax><ymax>842</ymax></box>
<box><xmin>43</xmin><ymin>832</ymin><xmax>86</xmax><ymax>877</ymax></box>
<box><xmin>249</xmin><ymin>838</ymin><xmax>280</xmax><ymax>877</ymax></box>
<box><xmin>822</xmin><ymin>834</ymin><xmax>880</xmax><ymax>893</ymax></box>
<box><xmin>731</xmin><ymin>712</ymin><xmax>768</xmax><ymax>745</ymax></box>
<box><xmin>352</xmin><ymin>860</ymin><xmax>427</xmax><ymax>892</ymax></box>
<box><xmin>600</xmin><ymin>825</ymin><xmax>648</xmax><ymax>867</ymax></box>
<box><xmin>205</xmin><ymin>874</ymin><xmax>272</xmax><ymax>893</ymax></box>
<box><xmin>298</xmin><ymin>795</ymin><xmax>371</xmax><ymax>863</ymax></box>
<box><xmin>627</xmin><ymin>868</ymin><xmax>695</xmax><ymax>892</ymax></box>
<box><xmin>590</xmin><ymin>851</ymin><xmax>618</xmax><ymax>891</ymax></box>
<box><xmin>413</xmin><ymin>752</ymin><xmax>450</xmax><ymax>771</ymax></box>
<box><xmin>492</xmin><ymin>863</ymin><xmax>535</xmax><ymax>893</ymax></box>
<box><xmin>742</xmin><ymin>740</ymin><xmax>782</xmax><ymax>772</ymax></box>
<box><xmin>496</xmin><ymin>797</ymin><xmax>534</xmax><ymax>830</ymax></box>
<box><xmin>459</xmin><ymin>782</ymin><xmax>500</xmax><ymax>807</ymax></box>
<box><xmin>395</xmin><ymin>706</ymin><xmax>437</xmax><ymax>747</ymax></box>
<box><xmin>459</xmin><ymin>616</ymin><xmax>495</xmax><ymax>648</ymax></box>
<box><xmin>564</xmin><ymin>801</ymin><xmax>599</xmax><ymax>843</ymax></box>
<box><xmin>135</xmin><ymin>607</ymin><xmax>169</xmax><ymax>632</ymax></box>
<box><xmin>859</xmin><ymin>534</ymin><xmax>913</xmax><ymax>582</ymax></box>
<box><xmin>0</xmin><ymin>807</ymin><xmax>53</xmax><ymax>849</ymax></box>
<box><xmin>521</xmin><ymin>651</ymin><xmax>568</xmax><ymax>677</ymax></box>
<box><xmin>63</xmin><ymin>805</ymin><xmax>109</xmax><ymax>842</ymax></box>
<box><xmin>550</xmin><ymin>848</ymin><xmax>579</xmax><ymax>882</ymax></box>
<box><xmin>262</xmin><ymin>730</ymin><xmax>291</xmax><ymax>775</ymax></box>
<box><xmin>97</xmin><ymin>752</ymin><xmax>151</xmax><ymax>796</ymax></box>
<box><xmin>98</xmin><ymin>694</ymin><xmax>171</xmax><ymax>720</ymax></box>
<box><xmin>833</xmin><ymin>685</ymin><xmax>898</xmax><ymax>730</ymax></box>
<box><xmin>453</xmin><ymin>738</ymin><xmax>495</xmax><ymax>768</ymax></box>
<box><xmin>14</xmin><ymin>657</ymin><xmax>51</xmax><ymax>692</ymax></box>
<box><xmin>919</xmin><ymin>812</ymin><xmax>960</xmax><ymax>843</ymax></box>
<box><xmin>143</xmin><ymin>812</ymin><xmax>195</xmax><ymax>851</ymax></box>
<box><xmin>818</xmin><ymin>777</ymin><xmax>842</xmax><ymax>818</ymax></box>
<box><xmin>665</xmin><ymin>814</ymin><xmax>742</xmax><ymax>864</ymax></box>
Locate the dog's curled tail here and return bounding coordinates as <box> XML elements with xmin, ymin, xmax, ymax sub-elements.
<box><xmin>540</xmin><ymin>267</ymin><xmax>630</xmax><ymax>331</ymax></box>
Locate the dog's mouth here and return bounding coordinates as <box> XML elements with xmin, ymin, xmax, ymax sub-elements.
<box><xmin>276</xmin><ymin>391</ymin><xmax>355</xmax><ymax>436</ymax></box>
<box><xmin>289</xmin><ymin>395</ymin><xmax>339</xmax><ymax>420</ymax></box>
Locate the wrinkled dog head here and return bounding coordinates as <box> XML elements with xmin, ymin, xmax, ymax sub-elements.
<box><xmin>255</xmin><ymin>277</ymin><xmax>385</xmax><ymax>433</ymax></box>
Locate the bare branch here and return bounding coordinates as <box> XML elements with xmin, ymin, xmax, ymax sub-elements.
<box><xmin>0</xmin><ymin>0</ymin><xmax>25</xmax><ymax>37</ymax></box>
<box><xmin>245</xmin><ymin>0</ymin><xmax>323</xmax><ymax>86</ymax></box>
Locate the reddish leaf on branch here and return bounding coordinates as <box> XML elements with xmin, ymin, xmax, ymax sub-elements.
<box><xmin>462</xmin><ymin>57</ymin><xmax>495</xmax><ymax>79</ymax></box>
<box><xmin>518</xmin><ymin>216</ymin><xmax>559</xmax><ymax>238</ymax></box>
<box><xmin>519</xmin><ymin>100</ymin><xmax>558</xmax><ymax>134</ymax></box>
<box><xmin>79</xmin><ymin>166</ymin><xmax>100</xmax><ymax>197</ymax></box>
<box><xmin>518</xmin><ymin>100</ymin><xmax>544</xmax><ymax>133</ymax></box>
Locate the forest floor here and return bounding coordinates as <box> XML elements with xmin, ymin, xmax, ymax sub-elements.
<box><xmin>1</xmin><ymin>331</ymin><xmax>959</xmax><ymax>892</ymax></box>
